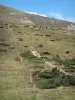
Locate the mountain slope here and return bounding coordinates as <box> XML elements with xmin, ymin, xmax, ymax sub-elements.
<box><xmin>0</xmin><ymin>4</ymin><xmax>75</xmax><ymax>28</ymax></box>
<box><xmin>0</xmin><ymin>4</ymin><xmax>75</xmax><ymax>100</ymax></box>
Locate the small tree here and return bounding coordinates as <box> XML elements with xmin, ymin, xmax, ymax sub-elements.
<box><xmin>52</xmin><ymin>67</ymin><xmax>59</xmax><ymax>75</ymax></box>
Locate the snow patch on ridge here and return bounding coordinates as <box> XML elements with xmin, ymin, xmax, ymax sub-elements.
<box><xmin>27</xmin><ymin>12</ymin><xmax>47</xmax><ymax>17</ymax></box>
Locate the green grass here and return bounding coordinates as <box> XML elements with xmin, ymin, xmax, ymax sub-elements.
<box><xmin>64</xmin><ymin>58</ymin><xmax>75</xmax><ymax>72</ymax></box>
<box><xmin>20</xmin><ymin>51</ymin><xmax>44</xmax><ymax>64</ymax></box>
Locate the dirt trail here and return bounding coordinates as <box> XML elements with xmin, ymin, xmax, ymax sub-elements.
<box><xmin>30</xmin><ymin>46</ymin><xmax>41</xmax><ymax>58</ymax></box>
<box><xmin>29</xmin><ymin>46</ymin><xmax>73</xmax><ymax>76</ymax></box>
<box><xmin>7</xmin><ymin>24</ymin><xmax>29</xmax><ymax>89</ymax></box>
<box><xmin>44</xmin><ymin>60</ymin><xmax>56</xmax><ymax>68</ymax></box>
<box><xmin>30</xmin><ymin>46</ymin><xmax>56</xmax><ymax>68</ymax></box>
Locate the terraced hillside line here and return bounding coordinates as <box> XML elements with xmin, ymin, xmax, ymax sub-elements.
<box><xmin>8</xmin><ymin>24</ymin><xmax>40</xmax><ymax>99</ymax></box>
<box><xmin>7</xmin><ymin>24</ymin><xmax>28</xmax><ymax>89</ymax></box>
<box><xmin>30</xmin><ymin>46</ymin><xmax>73</xmax><ymax>76</ymax></box>
<box><xmin>44</xmin><ymin>60</ymin><xmax>56</xmax><ymax>68</ymax></box>
<box><xmin>29</xmin><ymin>69</ymin><xmax>40</xmax><ymax>99</ymax></box>
<box><xmin>29</xmin><ymin>71</ymin><xmax>39</xmax><ymax>90</ymax></box>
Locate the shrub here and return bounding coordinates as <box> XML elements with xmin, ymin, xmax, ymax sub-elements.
<box><xmin>64</xmin><ymin>58</ymin><xmax>75</xmax><ymax>67</ymax></box>
<box><xmin>0</xmin><ymin>43</ymin><xmax>10</xmax><ymax>46</ymax></box>
<box><xmin>45</xmin><ymin>35</ymin><xmax>51</xmax><ymax>37</ymax></box>
<box><xmin>42</xmin><ymin>52</ymin><xmax>50</xmax><ymax>55</ymax></box>
<box><xmin>52</xmin><ymin>55</ymin><xmax>75</xmax><ymax>72</ymax></box>
<box><xmin>52</xmin><ymin>67</ymin><xmax>59</xmax><ymax>75</ymax></box>
<box><xmin>18</xmin><ymin>31</ymin><xmax>22</xmax><ymax>33</ymax></box>
<box><xmin>38</xmin><ymin>44</ymin><xmax>43</xmax><ymax>48</ymax></box>
<box><xmin>54</xmin><ymin>78</ymin><xmax>61</xmax><ymax>86</ymax></box>
<box><xmin>50</xmin><ymin>39</ymin><xmax>55</xmax><ymax>41</ymax></box>
<box><xmin>15</xmin><ymin>56</ymin><xmax>20</xmax><ymax>61</ymax></box>
<box><xmin>52</xmin><ymin>54</ymin><xmax>64</xmax><ymax>65</ymax></box>
<box><xmin>35</xmin><ymin>34</ymin><xmax>39</xmax><ymax>35</ymax></box>
<box><xmin>24</xmin><ymin>45</ymin><xmax>28</xmax><ymax>47</ymax></box>
<box><xmin>64</xmin><ymin>58</ymin><xmax>75</xmax><ymax>72</ymax></box>
<box><xmin>65</xmin><ymin>51</ymin><xmax>70</xmax><ymax>54</ymax></box>
<box><xmin>39</xmin><ymin>68</ymin><xmax>59</xmax><ymax>79</ymax></box>
<box><xmin>18</xmin><ymin>38</ymin><xmax>23</xmax><ymax>41</ymax></box>
<box><xmin>32</xmin><ymin>71</ymin><xmax>41</xmax><ymax>76</ymax></box>
<box><xmin>60</xmin><ymin>75</ymin><xmax>75</xmax><ymax>86</ymax></box>
<box><xmin>39</xmin><ymin>70</ymin><xmax>55</xmax><ymax>78</ymax></box>
<box><xmin>35</xmin><ymin>68</ymin><xmax>75</xmax><ymax>89</ymax></box>
<box><xmin>36</xmin><ymin>79</ymin><xmax>56</xmax><ymax>89</ymax></box>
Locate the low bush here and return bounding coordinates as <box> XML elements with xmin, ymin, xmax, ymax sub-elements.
<box><xmin>50</xmin><ymin>39</ymin><xmax>55</xmax><ymax>41</ymax></box>
<box><xmin>15</xmin><ymin>56</ymin><xmax>20</xmax><ymax>61</ymax></box>
<box><xmin>35</xmin><ymin>34</ymin><xmax>39</xmax><ymax>35</ymax></box>
<box><xmin>52</xmin><ymin>54</ymin><xmax>64</xmax><ymax>65</ymax></box>
<box><xmin>45</xmin><ymin>35</ymin><xmax>51</xmax><ymax>37</ymax></box>
<box><xmin>0</xmin><ymin>43</ymin><xmax>10</xmax><ymax>46</ymax></box>
<box><xmin>35</xmin><ymin>68</ymin><xmax>75</xmax><ymax>89</ymax></box>
<box><xmin>64</xmin><ymin>58</ymin><xmax>75</xmax><ymax>72</ymax></box>
<box><xmin>42</xmin><ymin>52</ymin><xmax>50</xmax><ymax>55</ymax></box>
<box><xmin>48</xmin><ymin>55</ymin><xmax>75</xmax><ymax>73</ymax></box>
<box><xmin>36</xmin><ymin>79</ymin><xmax>56</xmax><ymax>89</ymax></box>
<box><xmin>18</xmin><ymin>31</ymin><xmax>22</xmax><ymax>33</ymax></box>
<box><xmin>38</xmin><ymin>44</ymin><xmax>43</xmax><ymax>48</ymax></box>
<box><xmin>0</xmin><ymin>26</ymin><xmax>3</xmax><ymax>28</ymax></box>
<box><xmin>65</xmin><ymin>51</ymin><xmax>70</xmax><ymax>54</ymax></box>
<box><xmin>18</xmin><ymin>38</ymin><xmax>23</xmax><ymax>41</ymax></box>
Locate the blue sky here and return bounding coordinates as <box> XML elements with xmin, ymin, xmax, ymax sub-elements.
<box><xmin>0</xmin><ymin>0</ymin><xmax>75</xmax><ymax>22</ymax></box>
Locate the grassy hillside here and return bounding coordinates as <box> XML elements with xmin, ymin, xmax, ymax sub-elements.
<box><xmin>0</xmin><ymin>19</ymin><xmax>75</xmax><ymax>100</ymax></box>
<box><xmin>0</xmin><ymin>4</ymin><xmax>75</xmax><ymax>100</ymax></box>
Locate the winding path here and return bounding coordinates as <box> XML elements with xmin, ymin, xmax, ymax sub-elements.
<box><xmin>29</xmin><ymin>46</ymin><xmax>73</xmax><ymax>76</ymax></box>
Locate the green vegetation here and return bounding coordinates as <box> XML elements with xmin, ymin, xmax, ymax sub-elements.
<box><xmin>20</xmin><ymin>52</ymin><xmax>44</xmax><ymax>63</ymax></box>
<box><xmin>35</xmin><ymin>68</ymin><xmax>75</xmax><ymax>89</ymax></box>
<box><xmin>51</xmin><ymin>55</ymin><xmax>75</xmax><ymax>72</ymax></box>
<box><xmin>0</xmin><ymin>42</ymin><xmax>10</xmax><ymax>46</ymax></box>
<box><xmin>15</xmin><ymin>56</ymin><xmax>20</xmax><ymax>61</ymax></box>
<box><xmin>0</xmin><ymin>5</ymin><xmax>75</xmax><ymax>100</ymax></box>
<box><xmin>20</xmin><ymin>51</ymin><xmax>38</xmax><ymax>60</ymax></box>
<box><xmin>18</xmin><ymin>38</ymin><xmax>23</xmax><ymax>41</ymax></box>
<box><xmin>64</xmin><ymin>58</ymin><xmax>75</xmax><ymax>72</ymax></box>
<box><xmin>52</xmin><ymin>54</ymin><xmax>64</xmax><ymax>65</ymax></box>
